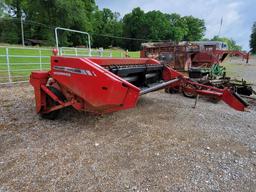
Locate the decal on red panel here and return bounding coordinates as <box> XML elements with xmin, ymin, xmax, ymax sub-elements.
<box><xmin>53</xmin><ymin>66</ymin><xmax>96</xmax><ymax>76</ymax></box>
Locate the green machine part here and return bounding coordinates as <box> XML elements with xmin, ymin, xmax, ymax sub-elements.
<box><xmin>210</xmin><ymin>64</ymin><xmax>226</xmax><ymax>77</ymax></box>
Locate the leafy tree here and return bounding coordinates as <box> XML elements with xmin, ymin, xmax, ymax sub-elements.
<box><xmin>183</xmin><ymin>16</ymin><xmax>205</xmax><ymax>41</ymax></box>
<box><xmin>0</xmin><ymin>2</ymin><xmax>5</xmax><ymax>17</ymax></box>
<box><xmin>2</xmin><ymin>0</ymin><xmax>97</xmax><ymax>45</ymax></box>
<box><xmin>0</xmin><ymin>18</ymin><xmax>19</xmax><ymax>43</ymax></box>
<box><xmin>250</xmin><ymin>22</ymin><xmax>256</xmax><ymax>54</ymax></box>
<box><xmin>123</xmin><ymin>7</ymin><xmax>147</xmax><ymax>50</ymax></box>
<box><xmin>0</xmin><ymin>2</ymin><xmax>208</xmax><ymax>50</ymax></box>
<box><xmin>24</xmin><ymin>0</ymin><xmax>97</xmax><ymax>46</ymax></box>
<box><xmin>143</xmin><ymin>11</ymin><xmax>170</xmax><ymax>40</ymax></box>
<box><xmin>122</xmin><ymin>9</ymin><xmax>206</xmax><ymax>50</ymax></box>
<box><xmin>212</xmin><ymin>36</ymin><xmax>242</xmax><ymax>50</ymax></box>
<box><xmin>1</xmin><ymin>0</ymin><xmax>27</xmax><ymax>43</ymax></box>
<box><xmin>202</xmin><ymin>38</ymin><xmax>210</xmax><ymax>41</ymax></box>
<box><xmin>166</xmin><ymin>13</ymin><xmax>188</xmax><ymax>42</ymax></box>
<box><xmin>4</xmin><ymin>0</ymin><xmax>26</xmax><ymax>18</ymax></box>
<box><xmin>92</xmin><ymin>8</ymin><xmax>123</xmax><ymax>48</ymax></box>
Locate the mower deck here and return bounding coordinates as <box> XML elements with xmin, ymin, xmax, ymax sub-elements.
<box><xmin>30</xmin><ymin>55</ymin><xmax>248</xmax><ymax>119</ymax></box>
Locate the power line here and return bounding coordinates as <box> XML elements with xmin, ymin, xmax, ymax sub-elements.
<box><xmin>24</xmin><ymin>20</ymin><xmax>54</xmax><ymax>29</ymax></box>
<box><xmin>91</xmin><ymin>33</ymin><xmax>152</xmax><ymax>41</ymax></box>
<box><xmin>0</xmin><ymin>17</ymin><xmax>53</xmax><ymax>28</ymax></box>
<box><xmin>0</xmin><ymin>17</ymin><xmax>171</xmax><ymax>42</ymax></box>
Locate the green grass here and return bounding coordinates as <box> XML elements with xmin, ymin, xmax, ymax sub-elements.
<box><xmin>0</xmin><ymin>47</ymin><xmax>52</xmax><ymax>83</ymax></box>
<box><xmin>222</xmin><ymin>56</ymin><xmax>256</xmax><ymax>85</ymax></box>
<box><xmin>0</xmin><ymin>46</ymin><xmax>140</xmax><ymax>83</ymax></box>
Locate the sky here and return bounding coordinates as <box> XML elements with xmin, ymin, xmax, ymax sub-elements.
<box><xmin>96</xmin><ymin>0</ymin><xmax>256</xmax><ymax>51</ymax></box>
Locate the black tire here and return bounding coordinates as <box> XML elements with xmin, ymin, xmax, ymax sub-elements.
<box><xmin>40</xmin><ymin>86</ymin><xmax>65</xmax><ymax>120</ymax></box>
<box><xmin>207</xmin><ymin>97</ymin><xmax>221</xmax><ymax>104</ymax></box>
<box><xmin>165</xmin><ymin>87</ymin><xmax>179</xmax><ymax>94</ymax></box>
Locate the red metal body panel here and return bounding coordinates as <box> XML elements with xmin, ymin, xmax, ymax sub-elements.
<box><xmin>30</xmin><ymin>71</ymin><xmax>49</xmax><ymax>113</ymax></box>
<box><xmin>192</xmin><ymin>50</ymin><xmax>249</xmax><ymax>67</ymax></box>
<box><xmin>50</xmin><ymin>56</ymin><xmax>144</xmax><ymax>113</ymax></box>
<box><xmin>191</xmin><ymin>52</ymin><xmax>219</xmax><ymax>67</ymax></box>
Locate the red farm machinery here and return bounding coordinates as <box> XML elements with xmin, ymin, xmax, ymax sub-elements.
<box><xmin>140</xmin><ymin>41</ymin><xmax>254</xmax><ymax>98</ymax></box>
<box><xmin>140</xmin><ymin>41</ymin><xmax>249</xmax><ymax>70</ymax></box>
<box><xmin>30</xmin><ymin>28</ymin><xmax>249</xmax><ymax>119</ymax></box>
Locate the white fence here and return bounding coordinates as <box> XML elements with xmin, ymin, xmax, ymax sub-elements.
<box><xmin>0</xmin><ymin>46</ymin><xmax>120</xmax><ymax>85</ymax></box>
<box><xmin>0</xmin><ymin>46</ymin><xmax>52</xmax><ymax>85</ymax></box>
<box><xmin>59</xmin><ymin>47</ymin><xmax>117</xmax><ymax>57</ymax></box>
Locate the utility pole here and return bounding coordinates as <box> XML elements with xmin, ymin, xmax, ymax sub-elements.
<box><xmin>218</xmin><ymin>17</ymin><xmax>223</xmax><ymax>37</ymax></box>
<box><xmin>21</xmin><ymin>16</ymin><xmax>25</xmax><ymax>46</ymax></box>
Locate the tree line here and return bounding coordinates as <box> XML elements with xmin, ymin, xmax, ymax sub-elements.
<box><xmin>250</xmin><ymin>22</ymin><xmax>256</xmax><ymax>54</ymax></box>
<box><xmin>0</xmin><ymin>0</ymin><xmax>243</xmax><ymax>51</ymax></box>
<box><xmin>0</xmin><ymin>0</ymin><xmax>205</xmax><ymax>50</ymax></box>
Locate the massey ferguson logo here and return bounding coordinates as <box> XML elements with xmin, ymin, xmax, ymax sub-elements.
<box><xmin>53</xmin><ymin>66</ymin><xmax>96</xmax><ymax>76</ymax></box>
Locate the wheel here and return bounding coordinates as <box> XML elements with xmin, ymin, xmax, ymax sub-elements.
<box><xmin>165</xmin><ymin>86</ymin><xmax>179</xmax><ymax>94</ymax></box>
<box><xmin>40</xmin><ymin>86</ymin><xmax>65</xmax><ymax>120</ymax></box>
<box><xmin>207</xmin><ymin>97</ymin><xmax>221</xmax><ymax>104</ymax></box>
<box><xmin>182</xmin><ymin>84</ymin><xmax>197</xmax><ymax>98</ymax></box>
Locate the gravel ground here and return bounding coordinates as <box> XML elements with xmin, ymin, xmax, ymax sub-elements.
<box><xmin>0</xmin><ymin>58</ymin><xmax>256</xmax><ymax>192</ymax></box>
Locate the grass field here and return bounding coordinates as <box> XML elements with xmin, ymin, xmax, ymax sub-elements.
<box><xmin>0</xmin><ymin>46</ymin><xmax>140</xmax><ymax>84</ymax></box>
<box><xmin>222</xmin><ymin>56</ymin><xmax>256</xmax><ymax>85</ymax></box>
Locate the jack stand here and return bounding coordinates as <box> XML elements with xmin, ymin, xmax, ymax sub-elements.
<box><xmin>193</xmin><ymin>94</ymin><xmax>199</xmax><ymax>109</ymax></box>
